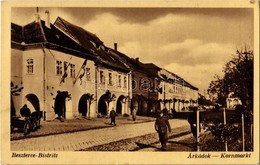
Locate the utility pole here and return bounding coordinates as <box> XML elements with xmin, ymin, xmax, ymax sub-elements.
<box><xmin>196</xmin><ymin>109</ymin><xmax>200</xmax><ymax>151</ymax></box>
<box><xmin>163</xmin><ymin>83</ymin><xmax>166</xmax><ymax>108</ymax></box>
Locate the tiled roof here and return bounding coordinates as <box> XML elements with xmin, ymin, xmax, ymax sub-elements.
<box><xmin>53</xmin><ymin>17</ymin><xmax>130</xmax><ymax>72</ymax></box>
<box><xmin>11</xmin><ymin>16</ymin><xmax>197</xmax><ymax>89</ymax></box>
<box><xmin>54</xmin><ymin>17</ymin><xmax>102</xmax><ymax>54</ymax></box>
<box><xmin>23</xmin><ymin>21</ymin><xmax>46</xmax><ymax>44</ymax></box>
<box><xmin>11</xmin><ymin>23</ymin><xmax>23</xmax><ymax>43</ymax></box>
<box><xmin>160</xmin><ymin>68</ymin><xmax>198</xmax><ymax>90</ymax></box>
<box><xmin>11</xmin><ymin>20</ymin><xmax>96</xmax><ymax>59</ymax></box>
<box><xmin>141</xmin><ymin>63</ymin><xmax>161</xmax><ymax>70</ymax></box>
<box><xmin>95</xmin><ymin>48</ymin><xmax>130</xmax><ymax>72</ymax></box>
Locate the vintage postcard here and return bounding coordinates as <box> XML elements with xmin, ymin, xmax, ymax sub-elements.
<box><xmin>1</xmin><ymin>0</ymin><xmax>259</xmax><ymax>164</ymax></box>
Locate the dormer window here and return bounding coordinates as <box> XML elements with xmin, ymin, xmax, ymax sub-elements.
<box><xmin>26</xmin><ymin>58</ymin><xmax>34</xmax><ymax>74</ymax></box>
<box><xmin>98</xmin><ymin>45</ymin><xmax>105</xmax><ymax>51</ymax></box>
<box><xmin>55</xmin><ymin>35</ymin><xmax>60</xmax><ymax>39</ymax></box>
<box><xmin>90</xmin><ymin>41</ymin><xmax>96</xmax><ymax>47</ymax></box>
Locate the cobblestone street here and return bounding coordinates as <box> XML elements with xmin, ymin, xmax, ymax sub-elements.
<box><xmin>11</xmin><ymin>118</ymin><xmax>191</xmax><ymax>151</ymax></box>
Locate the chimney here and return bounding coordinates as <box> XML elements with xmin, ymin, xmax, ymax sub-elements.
<box><xmin>35</xmin><ymin>13</ymin><xmax>40</xmax><ymax>23</ymax></box>
<box><xmin>114</xmin><ymin>43</ymin><xmax>117</xmax><ymax>51</ymax></box>
<box><xmin>45</xmin><ymin>10</ymin><xmax>50</xmax><ymax>28</ymax></box>
<box><xmin>35</xmin><ymin>7</ymin><xmax>40</xmax><ymax>23</ymax></box>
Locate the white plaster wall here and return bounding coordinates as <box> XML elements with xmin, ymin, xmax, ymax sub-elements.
<box><xmin>11</xmin><ymin>49</ymin><xmax>23</xmax><ymax>115</ymax></box>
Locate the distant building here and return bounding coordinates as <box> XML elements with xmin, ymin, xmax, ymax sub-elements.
<box><xmin>156</xmin><ymin>68</ymin><xmax>198</xmax><ymax>112</ymax></box>
<box><xmin>226</xmin><ymin>92</ymin><xmax>242</xmax><ymax>109</ymax></box>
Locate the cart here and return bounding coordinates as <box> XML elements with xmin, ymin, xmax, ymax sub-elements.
<box><xmin>11</xmin><ymin>110</ymin><xmax>43</xmax><ymax>135</ymax></box>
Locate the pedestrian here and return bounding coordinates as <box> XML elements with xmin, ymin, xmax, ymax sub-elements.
<box><xmin>154</xmin><ymin>110</ymin><xmax>171</xmax><ymax>151</ymax></box>
<box><xmin>171</xmin><ymin>108</ymin><xmax>177</xmax><ymax>117</ymax></box>
<box><xmin>20</xmin><ymin>104</ymin><xmax>31</xmax><ymax>118</ymax></box>
<box><xmin>109</xmin><ymin>107</ymin><xmax>117</xmax><ymax>126</ymax></box>
<box><xmin>162</xmin><ymin>108</ymin><xmax>169</xmax><ymax>119</ymax></box>
<box><xmin>132</xmin><ymin>108</ymin><xmax>137</xmax><ymax>121</ymax></box>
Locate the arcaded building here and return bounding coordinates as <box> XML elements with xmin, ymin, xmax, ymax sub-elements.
<box><xmin>11</xmin><ymin>11</ymin><xmax>198</xmax><ymax>120</ymax></box>
<box><xmin>11</xmin><ymin>12</ymin><xmax>131</xmax><ymax>120</ymax></box>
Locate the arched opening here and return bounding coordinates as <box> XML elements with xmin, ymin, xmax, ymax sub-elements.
<box><xmin>131</xmin><ymin>95</ymin><xmax>139</xmax><ymax>115</ymax></box>
<box><xmin>25</xmin><ymin>94</ymin><xmax>40</xmax><ymax>112</ymax></box>
<box><xmin>116</xmin><ymin>95</ymin><xmax>126</xmax><ymax>115</ymax></box>
<box><xmin>147</xmin><ymin>99</ymin><xmax>156</xmax><ymax>114</ymax></box>
<box><xmin>140</xmin><ymin>99</ymin><xmax>148</xmax><ymax>115</ymax></box>
<box><xmin>54</xmin><ymin>91</ymin><xmax>70</xmax><ymax>118</ymax></box>
<box><xmin>136</xmin><ymin>95</ymin><xmax>147</xmax><ymax>115</ymax></box>
<box><xmin>78</xmin><ymin>94</ymin><xmax>88</xmax><ymax>117</ymax></box>
<box><xmin>98</xmin><ymin>95</ymin><xmax>107</xmax><ymax>115</ymax></box>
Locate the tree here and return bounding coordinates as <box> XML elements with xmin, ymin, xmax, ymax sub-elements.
<box><xmin>208</xmin><ymin>48</ymin><xmax>253</xmax><ymax>109</ymax></box>
<box><xmin>86</xmin><ymin>93</ymin><xmax>96</xmax><ymax>119</ymax></box>
<box><xmin>198</xmin><ymin>94</ymin><xmax>214</xmax><ymax>106</ymax></box>
<box><xmin>103</xmin><ymin>90</ymin><xmax>116</xmax><ymax>115</ymax></box>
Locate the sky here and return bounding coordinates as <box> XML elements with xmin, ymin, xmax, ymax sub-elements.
<box><xmin>11</xmin><ymin>7</ymin><xmax>254</xmax><ymax>94</ymax></box>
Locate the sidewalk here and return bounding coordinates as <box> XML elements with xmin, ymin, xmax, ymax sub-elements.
<box><xmin>11</xmin><ymin>115</ymin><xmax>155</xmax><ymax>140</ymax></box>
<box><xmin>11</xmin><ymin>118</ymin><xmax>190</xmax><ymax>151</ymax></box>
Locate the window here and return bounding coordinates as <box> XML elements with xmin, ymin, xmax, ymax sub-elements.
<box><xmin>108</xmin><ymin>72</ymin><xmax>113</xmax><ymax>85</ymax></box>
<box><xmin>70</xmin><ymin>64</ymin><xmax>75</xmax><ymax>78</ymax></box>
<box><xmin>26</xmin><ymin>58</ymin><xmax>34</xmax><ymax>74</ymax></box>
<box><xmin>56</xmin><ymin>60</ymin><xmax>62</xmax><ymax>75</ymax></box>
<box><xmin>132</xmin><ymin>79</ymin><xmax>137</xmax><ymax>90</ymax></box>
<box><xmin>85</xmin><ymin>68</ymin><xmax>90</xmax><ymax>80</ymax></box>
<box><xmin>123</xmin><ymin>77</ymin><xmax>127</xmax><ymax>88</ymax></box>
<box><xmin>118</xmin><ymin>75</ymin><xmax>121</xmax><ymax>87</ymax></box>
<box><xmin>64</xmin><ymin>61</ymin><xmax>68</xmax><ymax>73</ymax></box>
<box><xmin>100</xmin><ymin>71</ymin><xmax>105</xmax><ymax>84</ymax></box>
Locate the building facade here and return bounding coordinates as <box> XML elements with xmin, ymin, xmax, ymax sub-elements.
<box><xmin>11</xmin><ymin>11</ymin><xmax>199</xmax><ymax>120</ymax></box>
<box><xmin>157</xmin><ymin>68</ymin><xmax>199</xmax><ymax>112</ymax></box>
<box><xmin>11</xmin><ymin>12</ymin><xmax>131</xmax><ymax>120</ymax></box>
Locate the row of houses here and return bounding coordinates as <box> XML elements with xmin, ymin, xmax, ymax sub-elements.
<box><xmin>11</xmin><ymin>11</ymin><xmax>199</xmax><ymax>120</ymax></box>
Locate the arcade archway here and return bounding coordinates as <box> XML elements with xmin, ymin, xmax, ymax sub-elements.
<box><xmin>98</xmin><ymin>95</ymin><xmax>107</xmax><ymax>115</ymax></box>
<box><xmin>116</xmin><ymin>95</ymin><xmax>127</xmax><ymax>115</ymax></box>
<box><xmin>131</xmin><ymin>96</ymin><xmax>139</xmax><ymax>114</ymax></box>
<box><xmin>25</xmin><ymin>94</ymin><xmax>40</xmax><ymax>112</ymax></box>
<box><xmin>147</xmin><ymin>99</ymin><xmax>156</xmax><ymax>114</ymax></box>
<box><xmin>78</xmin><ymin>94</ymin><xmax>88</xmax><ymax>117</ymax></box>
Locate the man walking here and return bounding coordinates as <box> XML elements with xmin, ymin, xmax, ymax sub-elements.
<box><xmin>109</xmin><ymin>107</ymin><xmax>117</xmax><ymax>126</ymax></box>
<box><xmin>132</xmin><ymin>108</ymin><xmax>137</xmax><ymax>121</ymax></box>
<box><xmin>155</xmin><ymin>111</ymin><xmax>171</xmax><ymax>151</ymax></box>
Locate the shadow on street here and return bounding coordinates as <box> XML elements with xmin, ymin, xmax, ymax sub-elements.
<box><xmin>168</xmin><ymin>140</ymin><xmax>194</xmax><ymax>148</ymax></box>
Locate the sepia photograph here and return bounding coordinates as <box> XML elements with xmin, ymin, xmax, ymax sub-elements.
<box><xmin>1</xmin><ymin>0</ymin><xmax>259</xmax><ymax>164</ymax></box>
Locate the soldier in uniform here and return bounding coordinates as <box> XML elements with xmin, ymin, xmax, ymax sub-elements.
<box><xmin>155</xmin><ymin>110</ymin><xmax>172</xmax><ymax>151</ymax></box>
